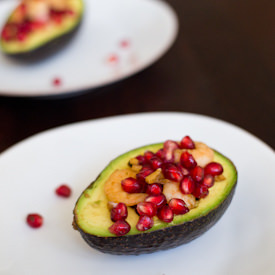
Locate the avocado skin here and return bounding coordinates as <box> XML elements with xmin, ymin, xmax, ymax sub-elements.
<box><xmin>74</xmin><ymin>182</ymin><xmax>237</xmax><ymax>255</ymax></box>
<box><xmin>2</xmin><ymin>21</ymin><xmax>82</xmax><ymax>63</ymax></box>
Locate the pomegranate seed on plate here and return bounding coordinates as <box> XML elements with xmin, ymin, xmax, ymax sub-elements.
<box><xmin>149</xmin><ymin>156</ymin><xmax>163</xmax><ymax>170</ymax></box>
<box><xmin>169</xmin><ymin>198</ymin><xmax>189</xmax><ymax>215</ymax></box>
<box><xmin>52</xmin><ymin>77</ymin><xmax>62</xmax><ymax>86</ymax></box>
<box><xmin>136</xmin><ymin>155</ymin><xmax>146</xmax><ymax>165</ymax></box>
<box><xmin>121</xmin><ymin>177</ymin><xmax>142</xmax><ymax>193</ymax></box>
<box><xmin>136</xmin><ymin>215</ymin><xmax>154</xmax><ymax>231</ymax></box>
<box><xmin>179</xmin><ymin>136</ymin><xmax>195</xmax><ymax>149</ymax></box>
<box><xmin>109</xmin><ymin>220</ymin><xmax>130</xmax><ymax>236</ymax></box>
<box><xmin>155</xmin><ymin>149</ymin><xmax>164</xmax><ymax>160</ymax></box>
<box><xmin>144</xmin><ymin>151</ymin><xmax>154</xmax><ymax>162</ymax></box>
<box><xmin>26</xmin><ymin>213</ymin><xmax>43</xmax><ymax>228</ymax></box>
<box><xmin>157</xmin><ymin>205</ymin><xmax>174</xmax><ymax>223</ymax></box>
<box><xmin>180</xmin><ymin>151</ymin><xmax>197</xmax><ymax>170</ymax></box>
<box><xmin>136</xmin><ymin>167</ymin><xmax>154</xmax><ymax>181</ymax></box>
<box><xmin>162</xmin><ymin>163</ymin><xmax>183</xmax><ymax>182</ymax></box>
<box><xmin>137</xmin><ymin>202</ymin><xmax>157</xmax><ymax>217</ymax></box>
<box><xmin>204</xmin><ymin>162</ymin><xmax>224</xmax><ymax>176</ymax></box>
<box><xmin>55</xmin><ymin>184</ymin><xmax>71</xmax><ymax>197</ymax></box>
<box><xmin>180</xmin><ymin>176</ymin><xmax>195</xmax><ymax>194</ymax></box>
<box><xmin>111</xmin><ymin>202</ymin><xmax>128</xmax><ymax>221</ymax></box>
<box><xmin>163</xmin><ymin>140</ymin><xmax>179</xmax><ymax>162</ymax></box>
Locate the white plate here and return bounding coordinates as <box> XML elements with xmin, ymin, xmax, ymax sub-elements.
<box><xmin>0</xmin><ymin>0</ymin><xmax>178</xmax><ymax>97</ymax></box>
<box><xmin>0</xmin><ymin>112</ymin><xmax>274</xmax><ymax>275</ymax></box>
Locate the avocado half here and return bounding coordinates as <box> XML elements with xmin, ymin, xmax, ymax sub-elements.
<box><xmin>73</xmin><ymin>143</ymin><xmax>237</xmax><ymax>255</ymax></box>
<box><xmin>0</xmin><ymin>0</ymin><xmax>84</xmax><ymax>61</ymax></box>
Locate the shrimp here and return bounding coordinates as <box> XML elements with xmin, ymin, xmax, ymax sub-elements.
<box><xmin>163</xmin><ymin>181</ymin><xmax>198</xmax><ymax>209</ymax></box>
<box><xmin>104</xmin><ymin>169</ymin><xmax>147</xmax><ymax>206</ymax></box>
<box><xmin>190</xmin><ymin>142</ymin><xmax>214</xmax><ymax>167</ymax></box>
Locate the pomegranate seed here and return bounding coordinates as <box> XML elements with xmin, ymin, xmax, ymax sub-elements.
<box><xmin>202</xmin><ymin>174</ymin><xmax>215</xmax><ymax>188</ymax></box>
<box><xmin>157</xmin><ymin>205</ymin><xmax>174</xmax><ymax>223</ymax></box>
<box><xmin>121</xmin><ymin>177</ymin><xmax>143</xmax><ymax>193</ymax></box>
<box><xmin>137</xmin><ymin>202</ymin><xmax>157</xmax><ymax>217</ymax></box>
<box><xmin>162</xmin><ymin>163</ymin><xmax>183</xmax><ymax>182</ymax></box>
<box><xmin>146</xmin><ymin>183</ymin><xmax>163</xmax><ymax>196</ymax></box>
<box><xmin>163</xmin><ymin>140</ymin><xmax>179</xmax><ymax>162</ymax></box>
<box><xmin>190</xmin><ymin>166</ymin><xmax>204</xmax><ymax>182</ymax></box>
<box><xmin>120</xmin><ymin>39</ymin><xmax>130</xmax><ymax>48</ymax></box>
<box><xmin>193</xmin><ymin>184</ymin><xmax>209</xmax><ymax>199</ymax></box>
<box><xmin>149</xmin><ymin>156</ymin><xmax>163</xmax><ymax>170</ymax></box>
<box><xmin>55</xmin><ymin>184</ymin><xmax>71</xmax><ymax>197</ymax></box>
<box><xmin>144</xmin><ymin>151</ymin><xmax>154</xmax><ymax>162</ymax></box>
<box><xmin>180</xmin><ymin>176</ymin><xmax>195</xmax><ymax>194</ymax></box>
<box><xmin>155</xmin><ymin>149</ymin><xmax>164</xmax><ymax>160</ymax></box>
<box><xmin>110</xmin><ymin>202</ymin><xmax>128</xmax><ymax>221</ymax></box>
<box><xmin>204</xmin><ymin>162</ymin><xmax>224</xmax><ymax>176</ymax></box>
<box><xmin>180</xmin><ymin>136</ymin><xmax>195</xmax><ymax>149</ymax></box>
<box><xmin>145</xmin><ymin>194</ymin><xmax>166</xmax><ymax>208</ymax></box>
<box><xmin>26</xmin><ymin>213</ymin><xmax>43</xmax><ymax>228</ymax></box>
<box><xmin>136</xmin><ymin>155</ymin><xmax>146</xmax><ymax>165</ymax></box>
<box><xmin>109</xmin><ymin>220</ymin><xmax>130</xmax><ymax>236</ymax></box>
<box><xmin>177</xmin><ymin>164</ymin><xmax>189</xmax><ymax>176</ymax></box>
<box><xmin>180</xmin><ymin>151</ymin><xmax>197</xmax><ymax>170</ymax></box>
<box><xmin>169</xmin><ymin>198</ymin><xmax>189</xmax><ymax>215</ymax></box>
<box><xmin>136</xmin><ymin>167</ymin><xmax>154</xmax><ymax>181</ymax></box>
<box><xmin>136</xmin><ymin>216</ymin><xmax>154</xmax><ymax>231</ymax></box>
<box><xmin>107</xmin><ymin>53</ymin><xmax>119</xmax><ymax>64</ymax></box>
<box><xmin>52</xmin><ymin>77</ymin><xmax>62</xmax><ymax>86</ymax></box>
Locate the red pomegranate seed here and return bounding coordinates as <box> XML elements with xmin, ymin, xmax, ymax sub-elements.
<box><xmin>169</xmin><ymin>198</ymin><xmax>189</xmax><ymax>215</ymax></box>
<box><xmin>163</xmin><ymin>140</ymin><xmax>179</xmax><ymax>162</ymax></box>
<box><xmin>107</xmin><ymin>53</ymin><xmax>119</xmax><ymax>64</ymax></box>
<box><xmin>157</xmin><ymin>205</ymin><xmax>174</xmax><ymax>223</ymax></box>
<box><xmin>204</xmin><ymin>162</ymin><xmax>224</xmax><ymax>176</ymax></box>
<box><xmin>136</xmin><ymin>155</ymin><xmax>146</xmax><ymax>165</ymax></box>
<box><xmin>145</xmin><ymin>194</ymin><xmax>166</xmax><ymax>208</ymax></box>
<box><xmin>149</xmin><ymin>156</ymin><xmax>163</xmax><ymax>170</ymax></box>
<box><xmin>136</xmin><ymin>167</ymin><xmax>154</xmax><ymax>181</ymax></box>
<box><xmin>180</xmin><ymin>176</ymin><xmax>195</xmax><ymax>194</ymax></box>
<box><xmin>137</xmin><ymin>202</ymin><xmax>156</xmax><ymax>217</ymax></box>
<box><xmin>109</xmin><ymin>220</ymin><xmax>130</xmax><ymax>236</ymax></box>
<box><xmin>121</xmin><ymin>177</ymin><xmax>143</xmax><ymax>193</ymax></box>
<box><xmin>179</xmin><ymin>136</ymin><xmax>195</xmax><ymax>149</ymax></box>
<box><xmin>52</xmin><ymin>77</ymin><xmax>62</xmax><ymax>86</ymax></box>
<box><xmin>55</xmin><ymin>184</ymin><xmax>71</xmax><ymax>197</ymax></box>
<box><xmin>110</xmin><ymin>202</ymin><xmax>128</xmax><ymax>222</ymax></box>
<box><xmin>136</xmin><ymin>215</ymin><xmax>154</xmax><ymax>231</ymax></box>
<box><xmin>120</xmin><ymin>39</ymin><xmax>130</xmax><ymax>48</ymax></box>
<box><xmin>162</xmin><ymin>163</ymin><xmax>183</xmax><ymax>182</ymax></box>
<box><xmin>202</xmin><ymin>174</ymin><xmax>215</xmax><ymax>188</ymax></box>
<box><xmin>193</xmin><ymin>184</ymin><xmax>209</xmax><ymax>199</ymax></box>
<box><xmin>26</xmin><ymin>213</ymin><xmax>43</xmax><ymax>228</ymax></box>
<box><xmin>177</xmin><ymin>164</ymin><xmax>189</xmax><ymax>176</ymax></box>
<box><xmin>180</xmin><ymin>151</ymin><xmax>197</xmax><ymax>170</ymax></box>
<box><xmin>146</xmin><ymin>183</ymin><xmax>163</xmax><ymax>196</ymax></box>
<box><xmin>190</xmin><ymin>166</ymin><xmax>204</xmax><ymax>182</ymax></box>
<box><xmin>144</xmin><ymin>151</ymin><xmax>154</xmax><ymax>162</ymax></box>
<box><xmin>155</xmin><ymin>149</ymin><xmax>164</xmax><ymax>160</ymax></box>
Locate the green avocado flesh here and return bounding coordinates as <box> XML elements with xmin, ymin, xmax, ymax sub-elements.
<box><xmin>0</xmin><ymin>0</ymin><xmax>83</xmax><ymax>55</ymax></box>
<box><xmin>73</xmin><ymin>143</ymin><xmax>237</xmax><ymax>254</ymax></box>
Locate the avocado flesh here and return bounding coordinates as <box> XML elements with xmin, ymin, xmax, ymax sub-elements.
<box><xmin>0</xmin><ymin>0</ymin><xmax>83</xmax><ymax>55</ymax></box>
<box><xmin>74</xmin><ymin>143</ymin><xmax>237</xmax><ymax>241</ymax></box>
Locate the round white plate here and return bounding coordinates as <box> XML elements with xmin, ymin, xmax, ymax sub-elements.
<box><xmin>0</xmin><ymin>112</ymin><xmax>274</xmax><ymax>275</ymax></box>
<box><xmin>0</xmin><ymin>0</ymin><xmax>178</xmax><ymax>97</ymax></box>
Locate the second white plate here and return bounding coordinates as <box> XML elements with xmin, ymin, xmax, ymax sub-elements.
<box><xmin>0</xmin><ymin>0</ymin><xmax>178</xmax><ymax>97</ymax></box>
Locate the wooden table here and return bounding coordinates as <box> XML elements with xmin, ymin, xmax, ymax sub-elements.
<box><xmin>0</xmin><ymin>0</ymin><xmax>274</xmax><ymax>153</ymax></box>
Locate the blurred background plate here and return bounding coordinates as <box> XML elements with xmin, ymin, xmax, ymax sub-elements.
<box><xmin>0</xmin><ymin>112</ymin><xmax>274</xmax><ymax>275</ymax></box>
<box><xmin>0</xmin><ymin>0</ymin><xmax>178</xmax><ymax>97</ymax></box>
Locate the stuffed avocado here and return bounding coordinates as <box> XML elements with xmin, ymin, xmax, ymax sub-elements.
<box><xmin>0</xmin><ymin>0</ymin><xmax>84</xmax><ymax>60</ymax></box>
<box><xmin>73</xmin><ymin>136</ymin><xmax>237</xmax><ymax>255</ymax></box>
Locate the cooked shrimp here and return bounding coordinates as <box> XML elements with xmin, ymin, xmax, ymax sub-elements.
<box><xmin>104</xmin><ymin>169</ymin><xmax>147</xmax><ymax>206</ymax></box>
<box><xmin>188</xmin><ymin>142</ymin><xmax>214</xmax><ymax>167</ymax></box>
<box><xmin>163</xmin><ymin>181</ymin><xmax>197</xmax><ymax>209</ymax></box>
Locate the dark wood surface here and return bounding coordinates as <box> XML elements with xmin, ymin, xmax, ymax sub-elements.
<box><xmin>0</xmin><ymin>0</ymin><xmax>274</xmax><ymax>153</ymax></box>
